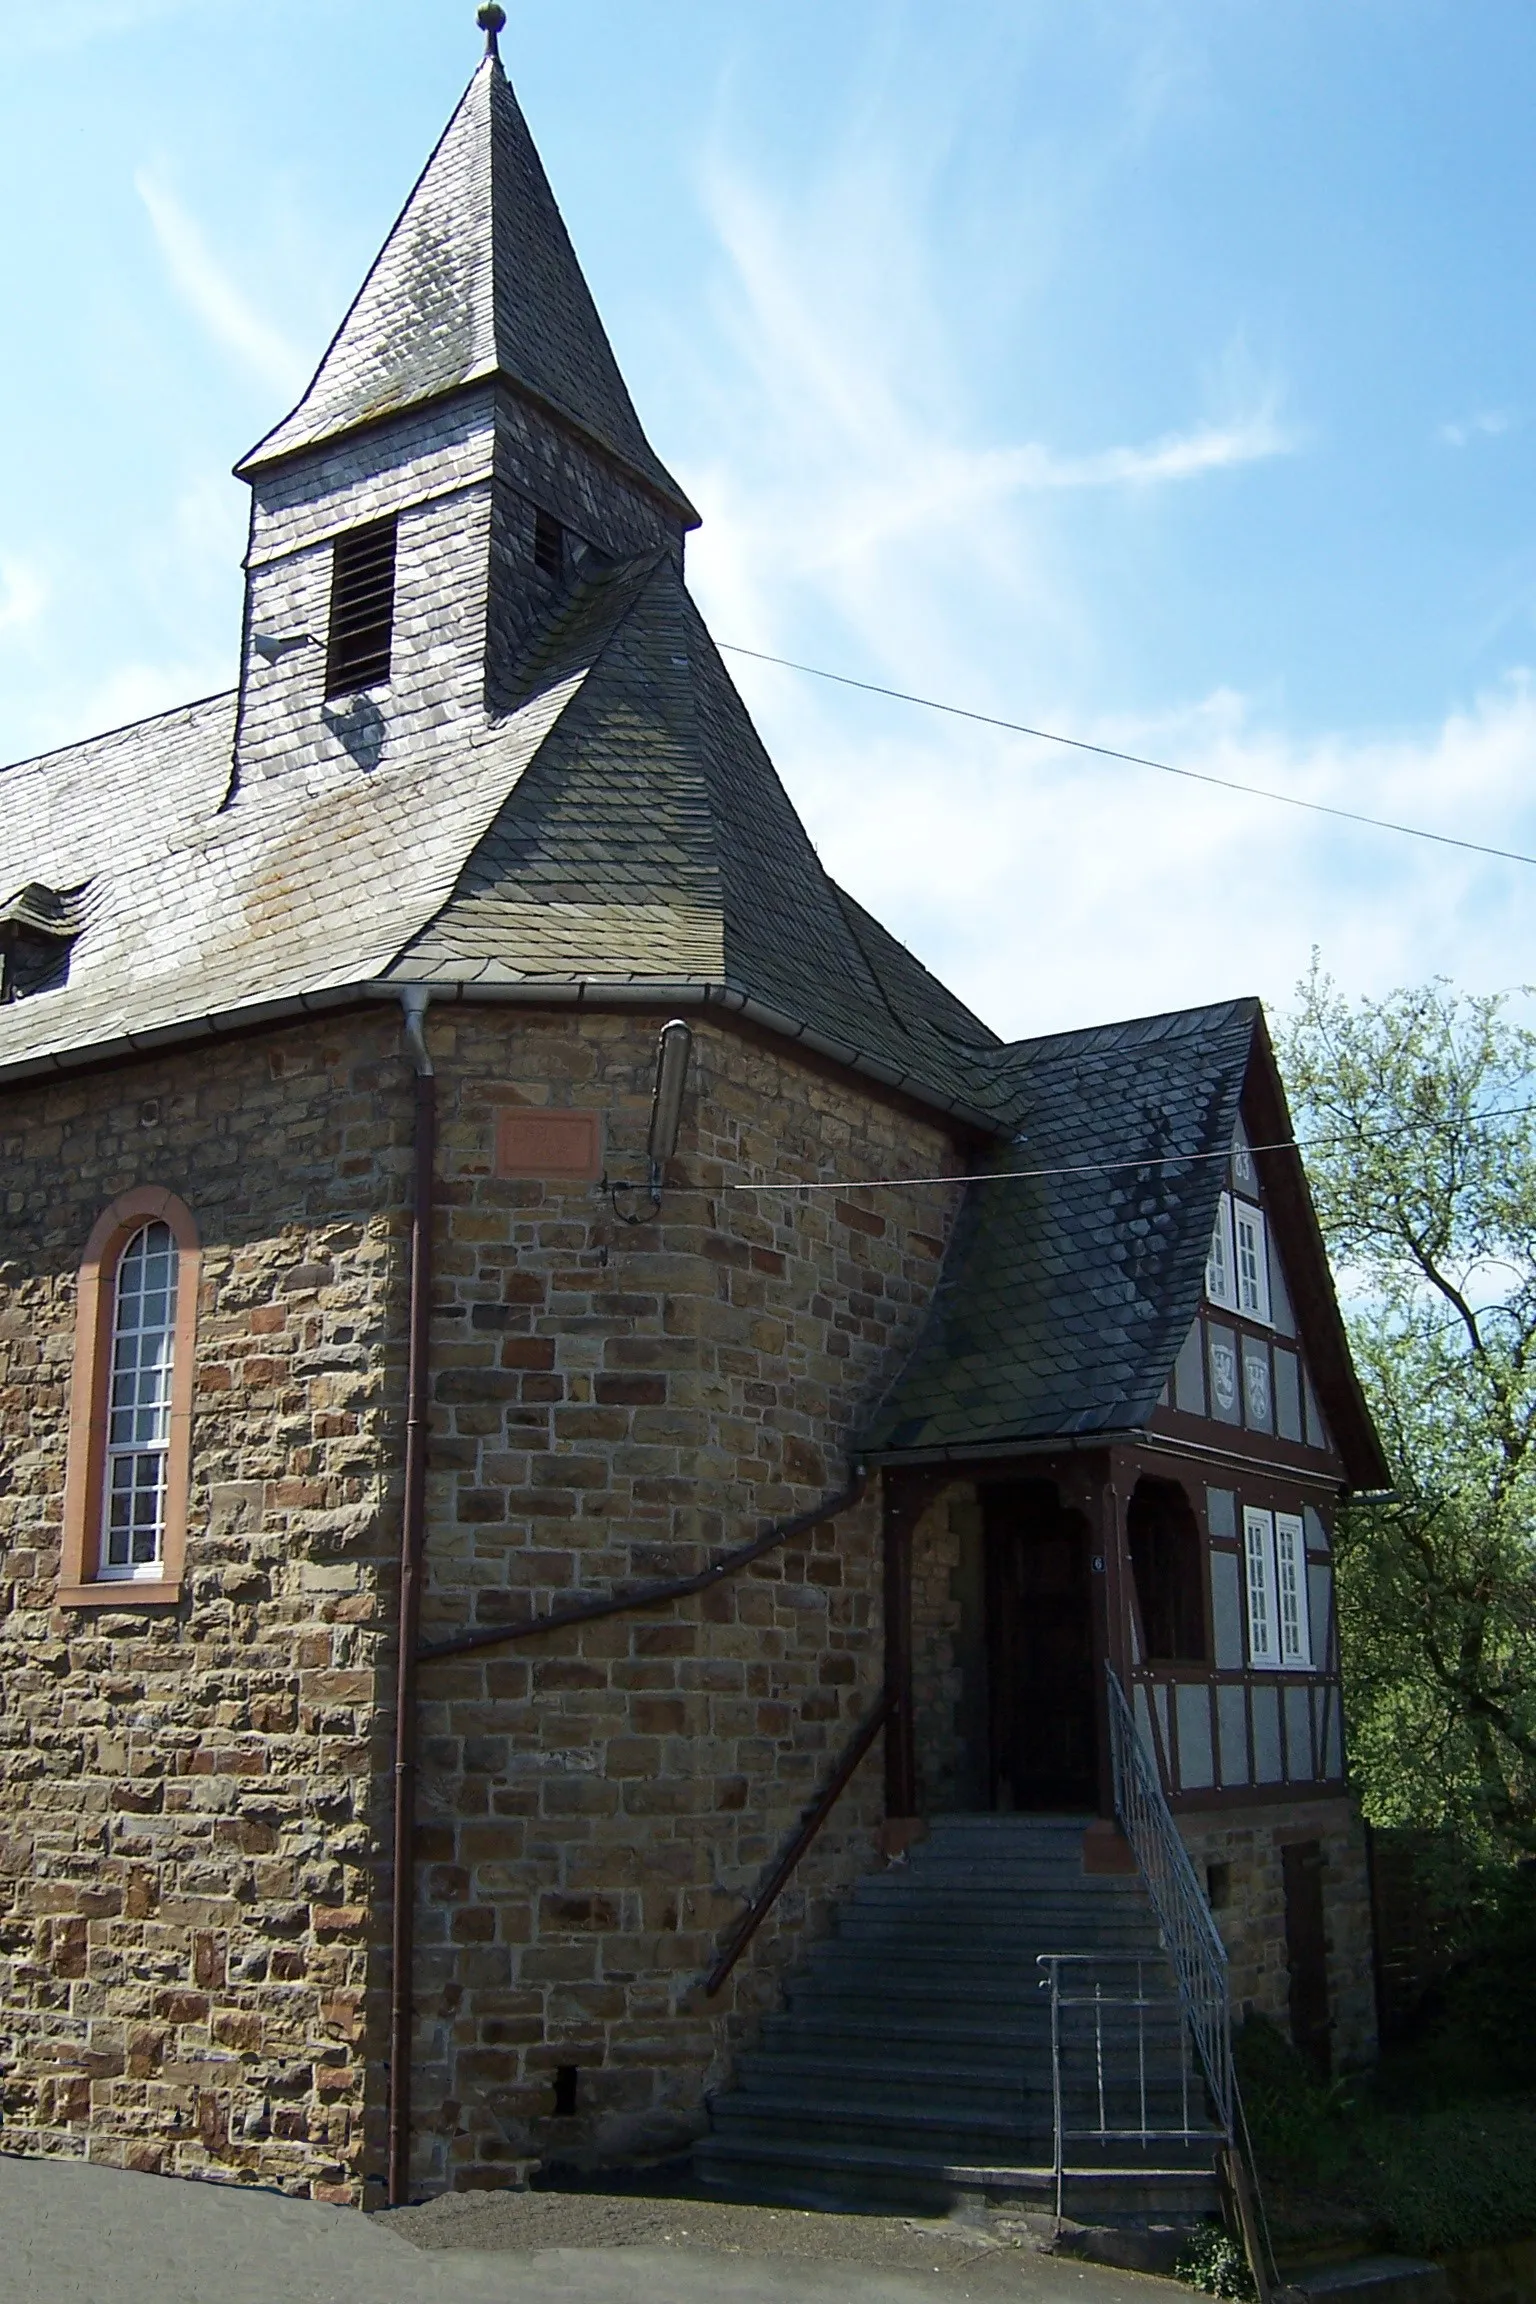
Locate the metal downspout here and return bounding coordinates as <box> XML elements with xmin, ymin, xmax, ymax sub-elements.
<box><xmin>387</xmin><ymin>987</ymin><xmax>435</xmax><ymax>2207</ymax></box>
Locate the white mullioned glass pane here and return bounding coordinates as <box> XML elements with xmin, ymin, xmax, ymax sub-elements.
<box><xmin>1244</xmin><ymin>1507</ymin><xmax>1280</xmax><ymax>1666</ymax></box>
<box><xmin>1206</xmin><ymin>1193</ymin><xmax>1238</xmax><ymax>1310</ymax></box>
<box><xmin>1275</xmin><ymin>1514</ymin><xmax>1312</xmax><ymax>1667</ymax></box>
<box><xmin>100</xmin><ymin>1221</ymin><xmax>178</xmax><ymax>1578</ymax></box>
<box><xmin>1235</xmin><ymin>1204</ymin><xmax>1272</xmax><ymax>1324</ymax></box>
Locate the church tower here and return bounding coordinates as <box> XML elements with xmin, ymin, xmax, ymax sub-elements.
<box><xmin>229</xmin><ymin>9</ymin><xmax>698</xmax><ymax>793</ymax></box>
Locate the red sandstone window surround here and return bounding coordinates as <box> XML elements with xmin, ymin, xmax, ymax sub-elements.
<box><xmin>59</xmin><ymin>1187</ymin><xmax>200</xmax><ymax>1607</ymax></box>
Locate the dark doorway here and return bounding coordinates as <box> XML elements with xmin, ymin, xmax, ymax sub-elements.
<box><xmin>1282</xmin><ymin>1839</ymin><xmax>1332</xmax><ymax>2076</ymax></box>
<box><xmin>984</xmin><ymin>1481</ymin><xmax>1098</xmax><ymax>1811</ymax></box>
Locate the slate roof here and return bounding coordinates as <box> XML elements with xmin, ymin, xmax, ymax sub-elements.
<box><xmin>0</xmin><ymin>554</ymin><xmax>1001</xmax><ymax>1121</ymax></box>
<box><xmin>397</xmin><ymin>557</ymin><xmax>1005</xmax><ymax>1109</ymax></box>
<box><xmin>863</xmin><ymin>1001</ymin><xmax>1260</xmax><ymax>1458</ymax></box>
<box><xmin>240</xmin><ymin>56</ymin><xmax>696</xmax><ymax>523</ymax></box>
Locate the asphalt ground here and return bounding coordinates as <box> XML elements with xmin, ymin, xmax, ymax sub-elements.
<box><xmin>0</xmin><ymin>2155</ymin><xmax>1189</xmax><ymax>2304</ymax></box>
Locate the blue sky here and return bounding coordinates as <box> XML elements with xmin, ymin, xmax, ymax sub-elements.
<box><xmin>4</xmin><ymin>0</ymin><xmax>1536</xmax><ymax>1038</ymax></box>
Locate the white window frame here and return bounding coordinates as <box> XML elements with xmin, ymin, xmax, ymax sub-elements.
<box><xmin>1243</xmin><ymin>1507</ymin><xmax>1281</xmax><ymax>1667</ymax></box>
<box><xmin>1234</xmin><ymin>1202</ymin><xmax>1272</xmax><ymax>1326</ymax></box>
<box><xmin>1244</xmin><ymin>1507</ymin><xmax>1313</xmax><ymax>1670</ymax></box>
<box><xmin>100</xmin><ymin>1220</ymin><xmax>178</xmax><ymax>1582</ymax></box>
<box><xmin>1274</xmin><ymin>1512</ymin><xmax>1312</xmax><ymax>1668</ymax></box>
<box><xmin>1206</xmin><ymin>1192</ymin><xmax>1238</xmax><ymax>1312</ymax></box>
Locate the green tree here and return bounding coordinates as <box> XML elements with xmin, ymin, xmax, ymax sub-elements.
<box><xmin>1279</xmin><ymin>971</ymin><xmax>1536</xmax><ymax>1858</ymax></box>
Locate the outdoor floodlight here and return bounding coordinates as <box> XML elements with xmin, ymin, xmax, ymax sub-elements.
<box><xmin>647</xmin><ymin>1019</ymin><xmax>694</xmax><ymax>1187</ymax></box>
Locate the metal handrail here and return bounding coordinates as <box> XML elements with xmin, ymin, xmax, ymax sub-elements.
<box><xmin>1037</xmin><ymin>1952</ymin><xmax>1209</xmax><ymax>2225</ymax></box>
<box><xmin>1104</xmin><ymin>1664</ymin><xmax>1234</xmax><ymax>2139</ymax></box>
<box><xmin>703</xmin><ymin>1690</ymin><xmax>895</xmax><ymax>1997</ymax></box>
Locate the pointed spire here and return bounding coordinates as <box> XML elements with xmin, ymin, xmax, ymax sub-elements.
<box><xmin>477</xmin><ymin>4</ymin><xmax>506</xmax><ymax>61</ymax></box>
<box><xmin>238</xmin><ymin>35</ymin><xmax>697</xmax><ymax>525</ymax></box>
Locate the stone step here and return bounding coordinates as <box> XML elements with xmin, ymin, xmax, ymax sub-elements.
<box><xmin>842</xmin><ymin>1883</ymin><xmax>1158</xmax><ymax>1915</ymax></box>
<box><xmin>828</xmin><ymin>1918</ymin><xmax>1165</xmax><ymax>1955</ymax></box>
<box><xmin>1283</xmin><ymin>2259</ymin><xmax>1452</xmax><ymax>2304</ymax></box>
<box><xmin>758</xmin><ymin>2012</ymin><xmax>1189</xmax><ymax>2067</ymax></box>
<box><xmin>734</xmin><ymin>2054</ymin><xmax>1199</xmax><ymax>2120</ymax></box>
<box><xmin>855</xmin><ymin>1869</ymin><xmax>1144</xmax><ymax>1897</ymax></box>
<box><xmin>694</xmin><ymin>2133</ymin><xmax>1222</xmax><ymax>2219</ymax></box>
<box><xmin>795</xmin><ymin>1951</ymin><xmax>1168</xmax><ymax>1994</ymax></box>
<box><xmin>707</xmin><ymin>2091</ymin><xmax>1220</xmax><ymax>2164</ymax></box>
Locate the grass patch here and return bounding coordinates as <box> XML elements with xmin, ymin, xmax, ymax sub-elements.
<box><xmin>1235</xmin><ymin>2016</ymin><xmax>1536</xmax><ymax>2258</ymax></box>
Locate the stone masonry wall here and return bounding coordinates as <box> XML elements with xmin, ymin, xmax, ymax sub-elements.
<box><xmin>0</xmin><ymin>998</ymin><xmax>967</xmax><ymax>2203</ymax></box>
<box><xmin>908</xmin><ymin>1481</ymin><xmax>984</xmax><ymax>1815</ymax></box>
<box><xmin>410</xmin><ymin>1007</ymin><xmax>961</xmax><ymax>2192</ymax></box>
<box><xmin>1179</xmin><ymin>1798</ymin><xmax>1377</xmax><ymax>2070</ymax></box>
<box><xmin>0</xmin><ymin>1011</ymin><xmax>412</xmax><ymax>2202</ymax></box>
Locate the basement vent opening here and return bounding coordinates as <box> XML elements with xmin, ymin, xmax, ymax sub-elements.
<box><xmin>325</xmin><ymin>516</ymin><xmax>398</xmax><ymax>697</ymax></box>
<box><xmin>553</xmin><ymin>2065</ymin><xmax>579</xmax><ymax>2118</ymax></box>
<box><xmin>533</xmin><ymin>507</ymin><xmax>564</xmax><ymax>580</ymax></box>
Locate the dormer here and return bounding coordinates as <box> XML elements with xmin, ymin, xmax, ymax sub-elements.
<box><xmin>227</xmin><ymin>32</ymin><xmax>697</xmax><ymax>796</ymax></box>
<box><xmin>0</xmin><ymin>883</ymin><xmax>85</xmax><ymax>1002</ymax></box>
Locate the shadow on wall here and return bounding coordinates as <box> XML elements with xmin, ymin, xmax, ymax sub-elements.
<box><xmin>323</xmin><ymin>696</ymin><xmax>386</xmax><ymax>774</ymax></box>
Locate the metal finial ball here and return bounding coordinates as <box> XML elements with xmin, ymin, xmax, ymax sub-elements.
<box><xmin>478</xmin><ymin>3</ymin><xmax>507</xmax><ymax>44</ymax></box>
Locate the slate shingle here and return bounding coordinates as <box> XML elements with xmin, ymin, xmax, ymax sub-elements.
<box><xmin>863</xmin><ymin>1001</ymin><xmax>1259</xmax><ymax>1458</ymax></box>
<box><xmin>240</xmin><ymin>58</ymin><xmax>695</xmax><ymax>523</ymax></box>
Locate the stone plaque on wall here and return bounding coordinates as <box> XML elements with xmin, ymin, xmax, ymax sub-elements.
<box><xmin>495</xmin><ymin>1109</ymin><xmax>604</xmax><ymax>1181</ymax></box>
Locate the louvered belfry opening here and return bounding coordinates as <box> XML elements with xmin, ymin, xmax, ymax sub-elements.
<box><xmin>533</xmin><ymin>506</ymin><xmax>563</xmax><ymax>579</ymax></box>
<box><xmin>325</xmin><ymin>517</ymin><xmax>399</xmax><ymax>697</ymax></box>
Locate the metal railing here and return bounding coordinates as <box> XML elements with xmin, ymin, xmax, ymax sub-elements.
<box><xmin>1104</xmin><ymin>1664</ymin><xmax>1234</xmax><ymax>2139</ymax></box>
<box><xmin>1037</xmin><ymin>1952</ymin><xmax>1210</xmax><ymax>2223</ymax></box>
<box><xmin>702</xmin><ymin>1690</ymin><xmax>895</xmax><ymax>1997</ymax></box>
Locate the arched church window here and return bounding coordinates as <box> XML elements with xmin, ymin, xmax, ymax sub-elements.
<box><xmin>59</xmin><ymin>1188</ymin><xmax>200</xmax><ymax>1607</ymax></box>
<box><xmin>1127</xmin><ymin>1477</ymin><xmax>1208</xmax><ymax>1663</ymax></box>
<box><xmin>102</xmin><ymin>1223</ymin><xmax>179</xmax><ymax>1577</ymax></box>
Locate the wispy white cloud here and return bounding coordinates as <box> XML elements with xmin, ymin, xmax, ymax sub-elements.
<box><xmin>1440</xmin><ymin>409</ymin><xmax>1516</xmax><ymax>448</ymax></box>
<box><xmin>0</xmin><ymin>555</ymin><xmax>47</xmax><ymax>638</ymax></box>
<box><xmin>674</xmin><ymin>60</ymin><xmax>1536</xmax><ymax>1041</ymax></box>
<box><xmin>135</xmin><ymin>169</ymin><xmax>308</xmax><ymax>398</ymax></box>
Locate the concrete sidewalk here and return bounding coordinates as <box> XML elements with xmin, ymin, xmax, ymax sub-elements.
<box><xmin>0</xmin><ymin>2155</ymin><xmax>1188</xmax><ymax>2304</ymax></box>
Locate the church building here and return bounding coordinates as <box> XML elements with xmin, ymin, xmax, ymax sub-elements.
<box><xmin>0</xmin><ymin>12</ymin><xmax>1384</xmax><ymax>2213</ymax></box>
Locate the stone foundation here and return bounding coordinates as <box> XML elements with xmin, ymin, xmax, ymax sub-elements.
<box><xmin>1178</xmin><ymin>1797</ymin><xmax>1377</xmax><ymax>2070</ymax></box>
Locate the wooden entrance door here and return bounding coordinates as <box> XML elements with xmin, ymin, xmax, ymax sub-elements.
<box><xmin>1283</xmin><ymin>1839</ymin><xmax>1332</xmax><ymax>2076</ymax></box>
<box><xmin>984</xmin><ymin>1481</ymin><xmax>1098</xmax><ymax>1811</ymax></box>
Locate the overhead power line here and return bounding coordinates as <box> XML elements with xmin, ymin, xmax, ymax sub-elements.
<box><xmin>727</xmin><ymin>1100</ymin><xmax>1536</xmax><ymax>1194</ymax></box>
<box><xmin>729</xmin><ymin>1141</ymin><xmax>1298</xmax><ymax>1193</ymax></box>
<box><xmin>718</xmin><ymin>642</ymin><xmax>1536</xmax><ymax>871</ymax></box>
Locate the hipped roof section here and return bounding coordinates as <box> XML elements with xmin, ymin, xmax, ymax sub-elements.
<box><xmin>238</xmin><ymin>55</ymin><xmax>697</xmax><ymax>524</ymax></box>
<box><xmin>0</xmin><ymin>552</ymin><xmax>1002</xmax><ymax>1122</ymax></box>
<box><xmin>863</xmin><ymin>1000</ymin><xmax>1387</xmax><ymax>1489</ymax></box>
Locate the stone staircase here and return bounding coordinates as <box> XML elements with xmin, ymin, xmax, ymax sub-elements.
<box><xmin>696</xmin><ymin>1813</ymin><xmax>1224</xmax><ymax>2219</ymax></box>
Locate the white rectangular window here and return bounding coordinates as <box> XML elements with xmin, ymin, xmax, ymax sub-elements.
<box><xmin>1206</xmin><ymin>1192</ymin><xmax>1238</xmax><ymax>1311</ymax></box>
<box><xmin>102</xmin><ymin>1221</ymin><xmax>178</xmax><ymax>1579</ymax></box>
<box><xmin>1234</xmin><ymin>1203</ymin><xmax>1271</xmax><ymax>1325</ymax></box>
<box><xmin>1275</xmin><ymin>1513</ymin><xmax>1312</xmax><ymax>1667</ymax></box>
<box><xmin>1244</xmin><ymin>1507</ymin><xmax>1280</xmax><ymax>1666</ymax></box>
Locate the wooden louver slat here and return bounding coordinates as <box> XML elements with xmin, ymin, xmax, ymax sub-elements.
<box><xmin>326</xmin><ymin>518</ymin><xmax>399</xmax><ymax>697</ymax></box>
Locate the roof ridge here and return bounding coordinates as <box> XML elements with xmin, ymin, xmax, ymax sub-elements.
<box><xmin>996</xmin><ymin>994</ymin><xmax>1262</xmax><ymax>1065</ymax></box>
